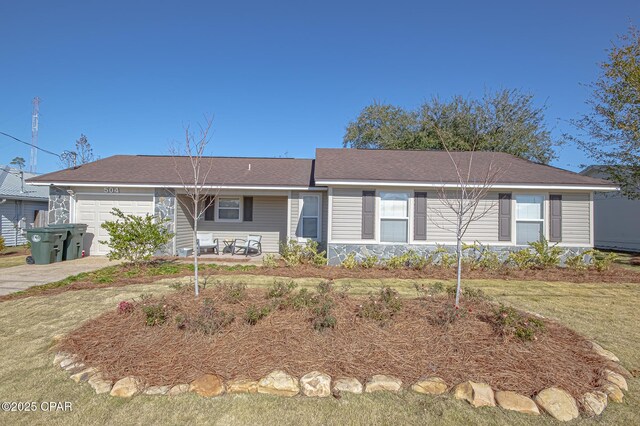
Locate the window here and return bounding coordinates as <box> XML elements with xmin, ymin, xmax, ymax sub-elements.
<box><xmin>380</xmin><ymin>191</ymin><xmax>409</xmax><ymax>243</ymax></box>
<box><xmin>300</xmin><ymin>194</ymin><xmax>320</xmax><ymax>239</ymax></box>
<box><xmin>216</xmin><ymin>197</ymin><xmax>241</xmax><ymax>221</ymax></box>
<box><xmin>204</xmin><ymin>196</ymin><xmax>215</xmax><ymax>221</ymax></box>
<box><xmin>515</xmin><ymin>195</ymin><xmax>544</xmax><ymax>245</ymax></box>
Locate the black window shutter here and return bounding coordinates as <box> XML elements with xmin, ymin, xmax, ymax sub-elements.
<box><xmin>498</xmin><ymin>193</ymin><xmax>511</xmax><ymax>241</ymax></box>
<box><xmin>414</xmin><ymin>192</ymin><xmax>428</xmax><ymax>240</ymax></box>
<box><xmin>204</xmin><ymin>196</ymin><xmax>215</xmax><ymax>221</ymax></box>
<box><xmin>362</xmin><ymin>191</ymin><xmax>375</xmax><ymax>239</ymax></box>
<box><xmin>243</xmin><ymin>197</ymin><xmax>253</xmax><ymax>222</ymax></box>
<box><xmin>549</xmin><ymin>194</ymin><xmax>562</xmax><ymax>242</ymax></box>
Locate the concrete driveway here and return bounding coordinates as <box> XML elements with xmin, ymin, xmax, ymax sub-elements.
<box><xmin>0</xmin><ymin>256</ymin><xmax>118</xmax><ymax>296</ymax></box>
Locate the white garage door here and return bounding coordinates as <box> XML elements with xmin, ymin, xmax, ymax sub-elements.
<box><xmin>75</xmin><ymin>193</ymin><xmax>154</xmax><ymax>255</ymax></box>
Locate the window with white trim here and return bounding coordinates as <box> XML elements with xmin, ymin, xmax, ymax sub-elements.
<box><xmin>300</xmin><ymin>194</ymin><xmax>320</xmax><ymax>239</ymax></box>
<box><xmin>515</xmin><ymin>194</ymin><xmax>544</xmax><ymax>245</ymax></box>
<box><xmin>380</xmin><ymin>191</ymin><xmax>409</xmax><ymax>243</ymax></box>
<box><xmin>216</xmin><ymin>197</ymin><xmax>241</xmax><ymax>221</ymax></box>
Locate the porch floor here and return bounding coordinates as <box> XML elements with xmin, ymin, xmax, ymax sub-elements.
<box><xmin>178</xmin><ymin>251</ymin><xmax>271</xmax><ymax>265</ymax></box>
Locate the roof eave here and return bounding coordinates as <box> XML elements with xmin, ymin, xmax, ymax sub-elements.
<box><xmin>315</xmin><ymin>179</ymin><xmax>619</xmax><ymax>191</ymax></box>
<box><xmin>26</xmin><ymin>181</ymin><xmax>327</xmax><ymax>191</ymax></box>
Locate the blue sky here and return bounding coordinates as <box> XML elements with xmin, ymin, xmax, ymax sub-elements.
<box><xmin>1</xmin><ymin>1</ymin><xmax>638</xmax><ymax>173</ymax></box>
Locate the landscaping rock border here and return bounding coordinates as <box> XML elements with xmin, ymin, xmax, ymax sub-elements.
<box><xmin>54</xmin><ymin>340</ymin><xmax>630</xmax><ymax>422</ymax></box>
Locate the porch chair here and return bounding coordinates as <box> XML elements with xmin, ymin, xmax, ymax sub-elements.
<box><xmin>232</xmin><ymin>234</ymin><xmax>262</xmax><ymax>256</ymax></box>
<box><xmin>196</xmin><ymin>232</ymin><xmax>219</xmax><ymax>255</ymax></box>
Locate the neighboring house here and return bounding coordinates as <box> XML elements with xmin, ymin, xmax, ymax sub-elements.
<box><xmin>0</xmin><ymin>166</ymin><xmax>49</xmax><ymax>246</ymax></box>
<box><xmin>27</xmin><ymin>149</ymin><xmax>616</xmax><ymax>263</ymax></box>
<box><xmin>580</xmin><ymin>165</ymin><xmax>640</xmax><ymax>253</ymax></box>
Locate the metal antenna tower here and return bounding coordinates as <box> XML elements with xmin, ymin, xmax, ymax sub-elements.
<box><xmin>30</xmin><ymin>96</ymin><xmax>40</xmax><ymax>173</ymax></box>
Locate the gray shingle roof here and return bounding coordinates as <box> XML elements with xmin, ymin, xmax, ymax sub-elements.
<box><xmin>0</xmin><ymin>166</ymin><xmax>49</xmax><ymax>200</ymax></box>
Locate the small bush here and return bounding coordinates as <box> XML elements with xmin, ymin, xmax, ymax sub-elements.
<box><xmin>244</xmin><ymin>305</ymin><xmax>271</xmax><ymax>325</ymax></box>
<box><xmin>100</xmin><ymin>208</ymin><xmax>174</xmax><ymax>264</ymax></box>
<box><xmin>279</xmin><ymin>239</ymin><xmax>327</xmax><ymax>267</ymax></box>
<box><xmin>188</xmin><ymin>298</ymin><xmax>235</xmax><ymax>335</ymax></box>
<box><xmin>564</xmin><ymin>250</ymin><xmax>592</xmax><ymax>270</ymax></box>
<box><xmin>267</xmin><ymin>280</ymin><xmax>297</xmax><ymax>299</ymax></box>
<box><xmin>361</xmin><ymin>254</ymin><xmax>379</xmax><ymax>269</ymax></box>
<box><xmin>117</xmin><ymin>300</ymin><xmax>134</xmax><ymax>314</ymax></box>
<box><xmin>464</xmin><ymin>242</ymin><xmax>503</xmax><ymax>270</ymax></box>
<box><xmin>431</xmin><ymin>246</ymin><xmax>455</xmax><ymax>268</ymax></box>
<box><xmin>0</xmin><ymin>236</ymin><xmax>5</xmax><ymax>253</ymax></box>
<box><xmin>383</xmin><ymin>254</ymin><xmax>407</xmax><ymax>269</ymax></box>
<box><xmin>528</xmin><ymin>238</ymin><xmax>562</xmax><ymax>268</ymax></box>
<box><xmin>592</xmin><ymin>250</ymin><xmax>618</xmax><ymax>272</ymax></box>
<box><xmin>507</xmin><ymin>249</ymin><xmax>536</xmax><ymax>269</ymax></box>
<box><xmin>283</xmin><ymin>288</ymin><xmax>317</xmax><ymax>309</ymax></box>
<box><xmin>142</xmin><ymin>303</ymin><xmax>168</xmax><ymax>326</ymax></box>
<box><xmin>340</xmin><ymin>252</ymin><xmax>359</xmax><ymax>269</ymax></box>
<box><xmin>216</xmin><ymin>282</ymin><xmax>247</xmax><ymax>303</ymax></box>
<box><xmin>312</xmin><ymin>300</ymin><xmax>337</xmax><ymax>331</ymax></box>
<box><xmin>492</xmin><ymin>304</ymin><xmax>545</xmax><ymax>341</ymax></box>
<box><xmin>262</xmin><ymin>253</ymin><xmax>279</xmax><ymax>268</ymax></box>
<box><xmin>316</xmin><ymin>280</ymin><xmax>333</xmax><ymax>295</ymax></box>
<box><xmin>433</xmin><ymin>304</ymin><xmax>469</xmax><ymax>326</ymax></box>
<box><xmin>357</xmin><ymin>287</ymin><xmax>403</xmax><ymax>325</ymax></box>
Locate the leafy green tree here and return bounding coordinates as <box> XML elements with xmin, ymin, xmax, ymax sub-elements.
<box><xmin>344</xmin><ymin>89</ymin><xmax>556</xmax><ymax>164</ymax></box>
<box><xmin>10</xmin><ymin>157</ymin><xmax>26</xmax><ymax>170</ymax></box>
<box><xmin>570</xmin><ymin>26</ymin><xmax>640</xmax><ymax>198</ymax></box>
<box><xmin>100</xmin><ymin>208</ymin><xmax>174</xmax><ymax>264</ymax></box>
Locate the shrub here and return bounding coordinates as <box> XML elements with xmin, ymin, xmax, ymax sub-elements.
<box><xmin>0</xmin><ymin>235</ymin><xmax>5</xmax><ymax>253</ymax></box>
<box><xmin>564</xmin><ymin>250</ymin><xmax>593</xmax><ymax>270</ymax></box>
<box><xmin>507</xmin><ymin>249</ymin><xmax>536</xmax><ymax>269</ymax></box>
<box><xmin>445</xmin><ymin>284</ymin><xmax>485</xmax><ymax>301</ymax></box>
<box><xmin>592</xmin><ymin>250</ymin><xmax>618</xmax><ymax>272</ymax></box>
<box><xmin>283</xmin><ymin>287</ymin><xmax>317</xmax><ymax>309</ymax></box>
<box><xmin>117</xmin><ymin>300</ymin><xmax>134</xmax><ymax>314</ymax></box>
<box><xmin>267</xmin><ymin>280</ymin><xmax>297</xmax><ymax>299</ymax></box>
<box><xmin>357</xmin><ymin>287</ymin><xmax>402</xmax><ymax>325</ymax></box>
<box><xmin>142</xmin><ymin>303</ymin><xmax>168</xmax><ymax>326</ymax></box>
<box><xmin>528</xmin><ymin>238</ymin><xmax>562</xmax><ymax>268</ymax></box>
<box><xmin>316</xmin><ymin>280</ymin><xmax>333</xmax><ymax>295</ymax></box>
<box><xmin>187</xmin><ymin>298</ymin><xmax>235</xmax><ymax>335</ymax></box>
<box><xmin>100</xmin><ymin>208</ymin><xmax>174</xmax><ymax>264</ymax></box>
<box><xmin>340</xmin><ymin>252</ymin><xmax>358</xmax><ymax>269</ymax></box>
<box><xmin>492</xmin><ymin>304</ymin><xmax>545</xmax><ymax>341</ymax></box>
<box><xmin>361</xmin><ymin>254</ymin><xmax>379</xmax><ymax>268</ymax></box>
<box><xmin>433</xmin><ymin>304</ymin><xmax>469</xmax><ymax>326</ymax></box>
<box><xmin>279</xmin><ymin>239</ymin><xmax>327</xmax><ymax>267</ymax></box>
<box><xmin>312</xmin><ymin>299</ymin><xmax>336</xmax><ymax>331</ymax></box>
<box><xmin>383</xmin><ymin>254</ymin><xmax>406</xmax><ymax>269</ymax></box>
<box><xmin>262</xmin><ymin>253</ymin><xmax>279</xmax><ymax>268</ymax></box>
<box><xmin>244</xmin><ymin>305</ymin><xmax>271</xmax><ymax>325</ymax></box>
<box><xmin>464</xmin><ymin>242</ymin><xmax>503</xmax><ymax>270</ymax></box>
<box><xmin>431</xmin><ymin>245</ymin><xmax>455</xmax><ymax>268</ymax></box>
<box><xmin>216</xmin><ymin>282</ymin><xmax>247</xmax><ymax>303</ymax></box>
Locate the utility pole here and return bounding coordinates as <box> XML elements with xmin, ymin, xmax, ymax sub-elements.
<box><xmin>30</xmin><ymin>97</ymin><xmax>40</xmax><ymax>173</ymax></box>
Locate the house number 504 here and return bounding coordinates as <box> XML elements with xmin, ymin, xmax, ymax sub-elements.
<box><xmin>103</xmin><ymin>187</ymin><xmax>120</xmax><ymax>193</ymax></box>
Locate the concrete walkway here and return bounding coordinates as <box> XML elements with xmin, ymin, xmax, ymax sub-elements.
<box><xmin>0</xmin><ymin>256</ymin><xmax>118</xmax><ymax>296</ymax></box>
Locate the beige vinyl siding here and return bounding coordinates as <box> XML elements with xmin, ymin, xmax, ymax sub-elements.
<box><xmin>175</xmin><ymin>197</ymin><xmax>194</xmax><ymax>251</ymax></box>
<box><xmin>289</xmin><ymin>191</ymin><xmax>328</xmax><ymax>242</ymax></box>
<box><xmin>290</xmin><ymin>191</ymin><xmax>299</xmax><ymax>238</ymax></box>
<box><xmin>175</xmin><ymin>195</ymin><xmax>287</xmax><ymax>253</ymax></box>
<box><xmin>561</xmin><ymin>193</ymin><xmax>590</xmax><ymax>245</ymax></box>
<box><xmin>330</xmin><ymin>188</ymin><xmax>363</xmax><ymax>240</ymax></box>
<box><xmin>426</xmin><ymin>192</ymin><xmax>499</xmax><ymax>243</ymax></box>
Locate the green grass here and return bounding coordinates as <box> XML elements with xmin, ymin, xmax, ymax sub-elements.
<box><xmin>0</xmin><ymin>276</ymin><xmax>638</xmax><ymax>425</ymax></box>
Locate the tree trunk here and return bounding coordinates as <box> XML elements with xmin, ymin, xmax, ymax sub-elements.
<box><xmin>193</xmin><ymin>200</ymin><xmax>199</xmax><ymax>297</ymax></box>
<box><xmin>455</xmin><ymin>236</ymin><xmax>462</xmax><ymax>307</ymax></box>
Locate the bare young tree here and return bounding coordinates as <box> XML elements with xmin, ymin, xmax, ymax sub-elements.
<box><xmin>60</xmin><ymin>134</ymin><xmax>95</xmax><ymax>168</ymax></box>
<box><xmin>429</xmin><ymin>131</ymin><xmax>503</xmax><ymax>307</ymax></box>
<box><xmin>170</xmin><ymin>116</ymin><xmax>218</xmax><ymax>297</ymax></box>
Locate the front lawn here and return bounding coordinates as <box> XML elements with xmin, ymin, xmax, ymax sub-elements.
<box><xmin>0</xmin><ymin>276</ymin><xmax>637</xmax><ymax>425</ymax></box>
<box><xmin>0</xmin><ymin>245</ymin><xmax>28</xmax><ymax>269</ymax></box>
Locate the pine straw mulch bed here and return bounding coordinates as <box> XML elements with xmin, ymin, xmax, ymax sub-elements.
<box><xmin>58</xmin><ymin>285</ymin><xmax>617</xmax><ymax>399</ymax></box>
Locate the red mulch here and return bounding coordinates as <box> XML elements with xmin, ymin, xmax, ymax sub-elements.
<box><xmin>59</xmin><ymin>287</ymin><xmax>613</xmax><ymax>399</ymax></box>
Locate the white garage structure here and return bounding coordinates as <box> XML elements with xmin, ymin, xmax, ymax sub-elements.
<box><xmin>74</xmin><ymin>189</ymin><xmax>154</xmax><ymax>255</ymax></box>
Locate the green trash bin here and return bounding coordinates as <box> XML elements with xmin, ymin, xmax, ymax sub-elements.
<box><xmin>46</xmin><ymin>224</ymin><xmax>88</xmax><ymax>261</ymax></box>
<box><xmin>25</xmin><ymin>228</ymin><xmax>69</xmax><ymax>265</ymax></box>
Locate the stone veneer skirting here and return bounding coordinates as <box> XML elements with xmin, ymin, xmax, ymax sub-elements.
<box><xmin>48</xmin><ymin>187</ymin><xmax>71</xmax><ymax>225</ymax></box>
<box><xmin>327</xmin><ymin>243</ymin><xmax>591</xmax><ymax>266</ymax></box>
